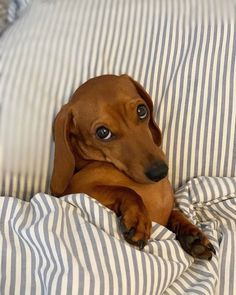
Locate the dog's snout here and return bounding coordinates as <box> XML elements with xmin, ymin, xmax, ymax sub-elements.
<box><xmin>145</xmin><ymin>161</ymin><xmax>168</xmax><ymax>182</ymax></box>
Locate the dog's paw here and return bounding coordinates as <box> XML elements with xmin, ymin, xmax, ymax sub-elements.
<box><xmin>177</xmin><ymin>227</ymin><xmax>216</xmax><ymax>260</ymax></box>
<box><xmin>119</xmin><ymin>208</ymin><xmax>152</xmax><ymax>250</ymax></box>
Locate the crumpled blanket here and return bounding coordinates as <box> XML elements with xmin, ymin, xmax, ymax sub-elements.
<box><xmin>0</xmin><ymin>177</ymin><xmax>235</xmax><ymax>294</ymax></box>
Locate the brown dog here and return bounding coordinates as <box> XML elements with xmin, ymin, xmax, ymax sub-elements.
<box><xmin>51</xmin><ymin>74</ymin><xmax>215</xmax><ymax>259</ymax></box>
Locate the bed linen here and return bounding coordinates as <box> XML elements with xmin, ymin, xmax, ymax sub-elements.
<box><xmin>1</xmin><ymin>0</ymin><xmax>236</xmax><ymax>200</ymax></box>
<box><xmin>1</xmin><ymin>1</ymin><xmax>236</xmax><ymax>294</ymax></box>
<box><xmin>0</xmin><ymin>176</ymin><xmax>235</xmax><ymax>294</ymax></box>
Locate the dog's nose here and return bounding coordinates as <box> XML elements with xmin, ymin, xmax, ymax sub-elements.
<box><xmin>145</xmin><ymin>161</ymin><xmax>168</xmax><ymax>182</ymax></box>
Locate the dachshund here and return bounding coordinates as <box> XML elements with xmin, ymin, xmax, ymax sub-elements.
<box><xmin>51</xmin><ymin>74</ymin><xmax>215</xmax><ymax>260</ymax></box>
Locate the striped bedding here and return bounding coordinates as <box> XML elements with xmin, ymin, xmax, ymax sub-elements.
<box><xmin>1</xmin><ymin>0</ymin><xmax>236</xmax><ymax>199</ymax></box>
<box><xmin>0</xmin><ymin>176</ymin><xmax>235</xmax><ymax>294</ymax></box>
<box><xmin>1</xmin><ymin>1</ymin><xmax>236</xmax><ymax>294</ymax></box>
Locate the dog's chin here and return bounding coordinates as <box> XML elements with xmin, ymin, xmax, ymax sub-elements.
<box><xmin>127</xmin><ymin>171</ymin><xmax>168</xmax><ymax>184</ymax></box>
<box><xmin>127</xmin><ymin>173</ymin><xmax>157</xmax><ymax>184</ymax></box>
<box><xmin>113</xmin><ymin>163</ymin><xmax>166</xmax><ymax>184</ymax></box>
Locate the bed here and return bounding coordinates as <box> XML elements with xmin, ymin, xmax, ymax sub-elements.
<box><xmin>1</xmin><ymin>0</ymin><xmax>236</xmax><ymax>294</ymax></box>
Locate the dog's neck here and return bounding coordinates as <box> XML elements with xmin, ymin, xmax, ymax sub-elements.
<box><xmin>74</xmin><ymin>158</ymin><xmax>92</xmax><ymax>171</ymax></box>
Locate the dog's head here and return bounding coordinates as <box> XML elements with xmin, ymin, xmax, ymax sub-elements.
<box><xmin>51</xmin><ymin>75</ymin><xmax>168</xmax><ymax>195</ymax></box>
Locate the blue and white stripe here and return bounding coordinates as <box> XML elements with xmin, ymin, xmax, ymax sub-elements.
<box><xmin>1</xmin><ymin>1</ymin><xmax>236</xmax><ymax>293</ymax></box>
<box><xmin>0</xmin><ymin>176</ymin><xmax>235</xmax><ymax>294</ymax></box>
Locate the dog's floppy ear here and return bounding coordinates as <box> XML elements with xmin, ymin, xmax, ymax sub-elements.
<box><xmin>50</xmin><ymin>106</ymin><xmax>75</xmax><ymax>196</ymax></box>
<box><xmin>124</xmin><ymin>75</ymin><xmax>162</xmax><ymax>146</ymax></box>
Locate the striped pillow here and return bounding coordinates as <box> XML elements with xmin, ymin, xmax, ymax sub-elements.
<box><xmin>1</xmin><ymin>0</ymin><xmax>236</xmax><ymax>199</ymax></box>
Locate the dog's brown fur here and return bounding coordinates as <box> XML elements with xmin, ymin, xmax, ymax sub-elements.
<box><xmin>51</xmin><ymin>75</ymin><xmax>215</xmax><ymax>259</ymax></box>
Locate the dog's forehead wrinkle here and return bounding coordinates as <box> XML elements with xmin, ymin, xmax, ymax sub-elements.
<box><xmin>89</xmin><ymin>103</ymin><xmax>135</xmax><ymax>132</ymax></box>
<box><xmin>105</xmin><ymin>104</ymin><xmax>134</xmax><ymax>130</ymax></box>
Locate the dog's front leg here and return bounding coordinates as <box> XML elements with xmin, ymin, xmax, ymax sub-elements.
<box><xmin>90</xmin><ymin>185</ymin><xmax>152</xmax><ymax>249</ymax></box>
<box><xmin>167</xmin><ymin>209</ymin><xmax>216</xmax><ymax>260</ymax></box>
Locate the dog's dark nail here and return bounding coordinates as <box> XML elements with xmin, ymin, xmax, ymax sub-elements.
<box><xmin>137</xmin><ymin>240</ymin><xmax>146</xmax><ymax>250</ymax></box>
<box><xmin>208</xmin><ymin>255</ymin><xmax>213</xmax><ymax>261</ymax></box>
<box><xmin>208</xmin><ymin>243</ymin><xmax>216</xmax><ymax>255</ymax></box>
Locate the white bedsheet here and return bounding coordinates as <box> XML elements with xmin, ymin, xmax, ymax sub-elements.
<box><xmin>0</xmin><ymin>176</ymin><xmax>235</xmax><ymax>294</ymax></box>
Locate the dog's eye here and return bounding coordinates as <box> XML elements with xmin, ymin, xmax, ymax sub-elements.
<box><xmin>137</xmin><ymin>104</ymin><xmax>148</xmax><ymax>120</ymax></box>
<box><xmin>96</xmin><ymin>126</ymin><xmax>112</xmax><ymax>140</ymax></box>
